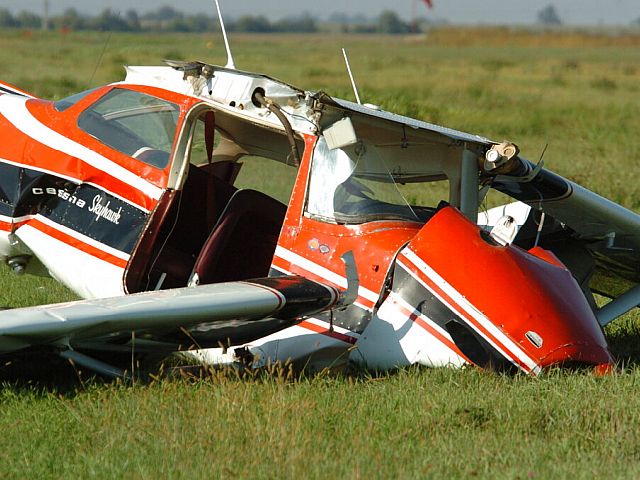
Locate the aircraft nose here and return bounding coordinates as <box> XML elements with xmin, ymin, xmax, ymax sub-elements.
<box><xmin>398</xmin><ymin>206</ymin><xmax>617</xmax><ymax>375</ymax></box>
<box><xmin>535</xmin><ymin>342</ymin><xmax>615</xmax><ymax>373</ymax></box>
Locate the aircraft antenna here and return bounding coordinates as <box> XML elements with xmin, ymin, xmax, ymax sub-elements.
<box><xmin>89</xmin><ymin>30</ymin><xmax>114</xmax><ymax>86</ymax></box>
<box><xmin>342</xmin><ymin>48</ymin><xmax>362</xmax><ymax>105</ymax></box>
<box><xmin>214</xmin><ymin>0</ymin><xmax>236</xmax><ymax>69</ymax></box>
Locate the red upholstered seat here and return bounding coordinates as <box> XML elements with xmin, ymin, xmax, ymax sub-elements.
<box><xmin>189</xmin><ymin>189</ymin><xmax>287</xmax><ymax>285</ymax></box>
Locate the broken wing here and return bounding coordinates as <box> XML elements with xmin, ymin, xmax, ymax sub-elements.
<box><xmin>0</xmin><ymin>276</ymin><xmax>341</xmax><ymax>353</ymax></box>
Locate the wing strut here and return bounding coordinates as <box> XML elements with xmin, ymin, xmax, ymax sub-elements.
<box><xmin>60</xmin><ymin>349</ymin><xmax>130</xmax><ymax>380</ymax></box>
<box><xmin>596</xmin><ymin>283</ymin><xmax>640</xmax><ymax>326</ymax></box>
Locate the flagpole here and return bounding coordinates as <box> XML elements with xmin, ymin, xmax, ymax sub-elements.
<box><xmin>411</xmin><ymin>0</ymin><xmax>417</xmax><ymax>33</ymax></box>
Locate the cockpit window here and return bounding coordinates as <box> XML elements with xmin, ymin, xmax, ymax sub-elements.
<box><xmin>306</xmin><ymin>136</ymin><xmax>448</xmax><ymax>225</ymax></box>
<box><xmin>77</xmin><ymin>88</ymin><xmax>180</xmax><ymax>168</ymax></box>
<box><xmin>54</xmin><ymin>87</ymin><xmax>100</xmax><ymax>112</ymax></box>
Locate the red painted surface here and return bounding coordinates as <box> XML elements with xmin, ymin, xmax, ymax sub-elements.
<box><xmin>0</xmin><ymin>83</ymin><xmax>201</xmax><ymax>275</ymax></box>
<box><xmin>406</xmin><ymin>207</ymin><xmax>613</xmax><ymax>369</ymax></box>
<box><xmin>275</xmin><ymin>134</ymin><xmax>422</xmax><ymax>305</ymax></box>
<box><xmin>0</xmin><ymin>85</ymin><xmax>200</xmax><ymax>211</ymax></box>
<box><xmin>0</xmin><ymin>79</ymin><xmax>617</xmax><ymax>372</ymax></box>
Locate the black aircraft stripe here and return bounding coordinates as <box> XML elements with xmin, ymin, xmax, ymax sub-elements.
<box><xmin>0</xmin><ymin>160</ymin><xmax>148</xmax><ymax>254</ymax></box>
<box><xmin>392</xmin><ymin>262</ymin><xmax>518</xmax><ymax>372</ymax></box>
<box><xmin>0</xmin><ymin>86</ymin><xmax>27</xmax><ymax>97</ymax></box>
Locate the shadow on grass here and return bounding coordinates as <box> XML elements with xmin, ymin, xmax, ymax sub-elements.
<box><xmin>0</xmin><ymin>349</ymin><xmax>156</xmax><ymax>395</ymax></box>
<box><xmin>1</xmin><ymin>324</ymin><xmax>640</xmax><ymax>395</ymax></box>
<box><xmin>0</xmin><ymin>350</ymin><xmax>99</xmax><ymax>395</ymax></box>
<box><xmin>606</xmin><ymin>335</ymin><xmax>640</xmax><ymax>368</ymax></box>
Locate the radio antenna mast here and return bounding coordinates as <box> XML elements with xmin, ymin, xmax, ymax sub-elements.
<box><xmin>214</xmin><ymin>0</ymin><xmax>236</xmax><ymax>69</ymax></box>
<box><xmin>342</xmin><ymin>48</ymin><xmax>362</xmax><ymax>105</ymax></box>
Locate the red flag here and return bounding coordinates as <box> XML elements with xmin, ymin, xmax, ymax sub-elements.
<box><xmin>422</xmin><ymin>0</ymin><xmax>433</xmax><ymax>8</ymax></box>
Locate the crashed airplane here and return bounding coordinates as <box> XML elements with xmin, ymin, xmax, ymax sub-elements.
<box><xmin>0</xmin><ymin>19</ymin><xmax>636</xmax><ymax>377</ymax></box>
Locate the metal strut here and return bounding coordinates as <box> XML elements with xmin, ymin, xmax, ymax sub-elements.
<box><xmin>60</xmin><ymin>349</ymin><xmax>130</xmax><ymax>380</ymax></box>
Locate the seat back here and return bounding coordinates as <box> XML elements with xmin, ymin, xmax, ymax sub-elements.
<box><xmin>190</xmin><ymin>189</ymin><xmax>287</xmax><ymax>285</ymax></box>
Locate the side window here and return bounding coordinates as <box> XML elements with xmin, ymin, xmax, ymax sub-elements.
<box><xmin>307</xmin><ymin>136</ymin><xmax>449</xmax><ymax>224</ymax></box>
<box><xmin>78</xmin><ymin>89</ymin><xmax>180</xmax><ymax>169</ymax></box>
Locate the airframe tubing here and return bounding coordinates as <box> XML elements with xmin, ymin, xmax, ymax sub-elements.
<box><xmin>59</xmin><ymin>349</ymin><xmax>129</xmax><ymax>379</ymax></box>
<box><xmin>460</xmin><ymin>149</ymin><xmax>478</xmax><ymax>222</ymax></box>
<box><xmin>596</xmin><ymin>283</ymin><xmax>640</xmax><ymax>326</ymax></box>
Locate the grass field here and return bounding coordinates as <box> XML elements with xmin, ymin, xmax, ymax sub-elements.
<box><xmin>1</xmin><ymin>28</ymin><xmax>640</xmax><ymax>477</ymax></box>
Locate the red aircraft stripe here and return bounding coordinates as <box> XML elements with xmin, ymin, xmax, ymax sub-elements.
<box><xmin>25</xmin><ymin>94</ymin><xmax>169</xmax><ymax>189</ymax></box>
<box><xmin>26</xmin><ymin>218</ymin><xmax>128</xmax><ymax>269</ymax></box>
<box><xmin>298</xmin><ymin>320</ymin><xmax>358</xmax><ymax>345</ymax></box>
<box><xmin>0</xmin><ymin>109</ymin><xmax>157</xmax><ymax>211</ymax></box>
<box><xmin>239</xmin><ymin>281</ymin><xmax>285</xmax><ymax>311</ymax></box>
<box><xmin>271</xmin><ymin>253</ymin><xmax>375</xmax><ymax>310</ymax></box>
<box><xmin>399</xmin><ymin>257</ymin><xmax>532</xmax><ymax>373</ymax></box>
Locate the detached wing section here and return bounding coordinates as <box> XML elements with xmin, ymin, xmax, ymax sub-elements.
<box><xmin>491</xmin><ymin>160</ymin><xmax>640</xmax><ymax>325</ymax></box>
<box><xmin>0</xmin><ymin>276</ymin><xmax>341</xmax><ymax>353</ymax></box>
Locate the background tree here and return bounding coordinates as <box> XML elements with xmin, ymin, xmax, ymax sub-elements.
<box><xmin>54</xmin><ymin>8</ymin><xmax>86</xmax><ymax>30</ymax></box>
<box><xmin>233</xmin><ymin>15</ymin><xmax>273</xmax><ymax>33</ymax></box>
<box><xmin>377</xmin><ymin>10</ymin><xmax>409</xmax><ymax>34</ymax></box>
<box><xmin>124</xmin><ymin>10</ymin><xmax>141</xmax><ymax>31</ymax></box>
<box><xmin>90</xmin><ymin>9</ymin><xmax>132</xmax><ymax>32</ymax></box>
<box><xmin>537</xmin><ymin>4</ymin><xmax>563</xmax><ymax>25</ymax></box>
<box><xmin>0</xmin><ymin>9</ymin><xmax>17</xmax><ymax>28</ymax></box>
<box><xmin>274</xmin><ymin>13</ymin><xmax>317</xmax><ymax>33</ymax></box>
<box><xmin>17</xmin><ymin>11</ymin><xmax>42</xmax><ymax>29</ymax></box>
<box><xmin>148</xmin><ymin>6</ymin><xmax>183</xmax><ymax>22</ymax></box>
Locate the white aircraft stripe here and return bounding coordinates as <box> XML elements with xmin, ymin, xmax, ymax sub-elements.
<box><xmin>0</xmin><ymin>157</ymin><xmax>150</xmax><ymax>213</ymax></box>
<box><xmin>0</xmin><ymin>95</ymin><xmax>162</xmax><ymax>201</ymax></box>
<box><xmin>303</xmin><ymin>316</ymin><xmax>360</xmax><ymax>337</ymax></box>
<box><xmin>388</xmin><ymin>292</ymin><xmax>466</xmax><ymax>363</ymax></box>
<box><xmin>399</xmin><ymin>249</ymin><xmax>539</xmax><ymax>373</ymax></box>
<box><xmin>274</xmin><ymin>246</ymin><xmax>379</xmax><ymax>304</ymax></box>
<box><xmin>0</xmin><ymin>84</ymin><xmax>34</xmax><ymax>98</ymax></box>
<box><xmin>389</xmin><ymin>291</ymin><xmax>454</xmax><ymax>342</ymax></box>
<box><xmin>395</xmin><ymin>258</ymin><xmax>524</xmax><ymax>371</ymax></box>
<box><xmin>0</xmin><ymin>214</ymin><xmax>34</xmax><ymax>224</ymax></box>
<box><xmin>34</xmin><ymin>214</ymin><xmax>131</xmax><ymax>261</ymax></box>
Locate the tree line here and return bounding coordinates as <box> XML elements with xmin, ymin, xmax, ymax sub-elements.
<box><xmin>0</xmin><ymin>6</ymin><xmax>434</xmax><ymax>34</ymax></box>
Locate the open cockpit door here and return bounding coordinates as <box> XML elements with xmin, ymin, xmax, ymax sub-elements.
<box><xmin>124</xmin><ymin>102</ymin><xmax>303</xmax><ymax>293</ymax></box>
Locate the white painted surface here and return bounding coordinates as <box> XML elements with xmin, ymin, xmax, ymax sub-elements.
<box><xmin>15</xmin><ymin>224</ymin><xmax>126</xmax><ymax>299</ymax></box>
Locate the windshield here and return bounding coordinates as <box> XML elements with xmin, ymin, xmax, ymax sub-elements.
<box><xmin>307</xmin><ymin>136</ymin><xmax>447</xmax><ymax>224</ymax></box>
<box><xmin>77</xmin><ymin>88</ymin><xmax>180</xmax><ymax>169</ymax></box>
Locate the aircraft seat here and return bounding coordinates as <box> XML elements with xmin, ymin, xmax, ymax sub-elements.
<box><xmin>146</xmin><ymin>165</ymin><xmax>238</xmax><ymax>290</ymax></box>
<box><xmin>189</xmin><ymin>189</ymin><xmax>286</xmax><ymax>285</ymax></box>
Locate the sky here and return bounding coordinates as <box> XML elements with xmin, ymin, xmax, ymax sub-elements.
<box><xmin>0</xmin><ymin>0</ymin><xmax>638</xmax><ymax>26</ymax></box>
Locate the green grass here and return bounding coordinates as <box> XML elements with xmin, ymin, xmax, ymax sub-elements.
<box><xmin>3</xmin><ymin>368</ymin><xmax>640</xmax><ymax>478</ymax></box>
<box><xmin>0</xmin><ymin>266</ymin><xmax>78</xmax><ymax>308</ymax></box>
<box><xmin>1</xmin><ymin>28</ymin><xmax>640</xmax><ymax>477</ymax></box>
